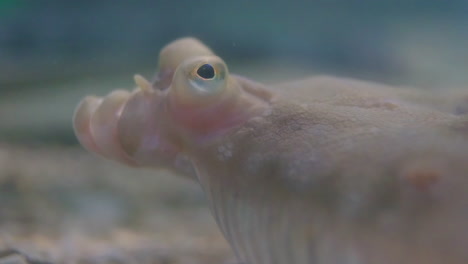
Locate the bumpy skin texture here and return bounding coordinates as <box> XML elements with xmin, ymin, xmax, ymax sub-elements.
<box><xmin>73</xmin><ymin>38</ymin><xmax>468</xmax><ymax>264</ymax></box>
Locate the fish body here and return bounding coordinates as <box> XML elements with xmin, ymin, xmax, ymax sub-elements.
<box><xmin>73</xmin><ymin>38</ymin><xmax>468</xmax><ymax>264</ymax></box>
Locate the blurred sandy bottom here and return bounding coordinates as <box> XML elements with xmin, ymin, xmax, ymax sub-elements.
<box><xmin>0</xmin><ymin>144</ymin><xmax>233</xmax><ymax>264</ymax></box>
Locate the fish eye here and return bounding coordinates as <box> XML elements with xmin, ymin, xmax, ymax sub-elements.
<box><xmin>186</xmin><ymin>61</ymin><xmax>226</xmax><ymax>96</ymax></box>
<box><xmin>170</xmin><ymin>56</ymin><xmax>231</xmax><ymax>106</ymax></box>
<box><xmin>196</xmin><ymin>64</ymin><xmax>215</xmax><ymax>79</ymax></box>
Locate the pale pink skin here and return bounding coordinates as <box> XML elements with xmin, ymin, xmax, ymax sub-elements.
<box><xmin>74</xmin><ymin>38</ymin><xmax>468</xmax><ymax>264</ymax></box>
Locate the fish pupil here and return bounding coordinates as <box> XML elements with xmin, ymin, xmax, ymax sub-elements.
<box><xmin>197</xmin><ymin>64</ymin><xmax>215</xmax><ymax>79</ymax></box>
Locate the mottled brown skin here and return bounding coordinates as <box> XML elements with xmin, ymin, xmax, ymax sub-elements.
<box><xmin>73</xmin><ymin>38</ymin><xmax>468</xmax><ymax>264</ymax></box>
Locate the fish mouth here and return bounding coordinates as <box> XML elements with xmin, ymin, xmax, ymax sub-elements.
<box><xmin>72</xmin><ymin>75</ymin><xmax>182</xmax><ymax>171</ymax></box>
<box><xmin>73</xmin><ymin>90</ymin><xmax>137</xmax><ymax>166</ymax></box>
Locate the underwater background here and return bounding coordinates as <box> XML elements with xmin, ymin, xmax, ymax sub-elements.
<box><xmin>0</xmin><ymin>1</ymin><xmax>467</xmax><ymax>263</ymax></box>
